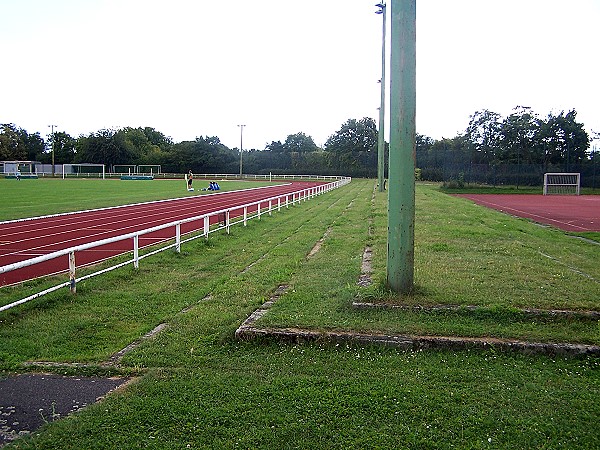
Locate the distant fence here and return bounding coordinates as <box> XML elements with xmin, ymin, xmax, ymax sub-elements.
<box><xmin>2</xmin><ymin>168</ymin><xmax>348</xmax><ymax>183</ymax></box>
<box><xmin>0</xmin><ymin>177</ymin><xmax>351</xmax><ymax>312</ymax></box>
<box><xmin>419</xmin><ymin>162</ymin><xmax>599</xmax><ymax>188</ymax></box>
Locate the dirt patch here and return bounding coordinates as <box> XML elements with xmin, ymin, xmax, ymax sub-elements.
<box><xmin>307</xmin><ymin>228</ymin><xmax>332</xmax><ymax>259</ymax></box>
<box><xmin>357</xmin><ymin>246</ymin><xmax>373</xmax><ymax>287</ymax></box>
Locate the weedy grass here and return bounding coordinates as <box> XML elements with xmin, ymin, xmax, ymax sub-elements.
<box><xmin>259</xmin><ymin>182</ymin><xmax>600</xmax><ymax>344</ymax></box>
<box><xmin>10</xmin><ymin>347</ymin><xmax>600</xmax><ymax>450</ymax></box>
<box><xmin>1</xmin><ymin>179</ymin><xmax>600</xmax><ymax>449</ymax></box>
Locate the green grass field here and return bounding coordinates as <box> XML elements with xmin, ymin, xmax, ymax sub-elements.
<box><xmin>0</xmin><ymin>177</ymin><xmax>277</xmax><ymax>221</ymax></box>
<box><xmin>1</xmin><ymin>179</ymin><xmax>599</xmax><ymax>449</ymax></box>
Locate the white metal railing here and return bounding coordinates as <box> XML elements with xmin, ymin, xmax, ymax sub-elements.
<box><xmin>0</xmin><ymin>178</ymin><xmax>350</xmax><ymax>312</ymax></box>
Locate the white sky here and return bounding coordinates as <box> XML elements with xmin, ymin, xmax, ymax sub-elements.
<box><xmin>2</xmin><ymin>0</ymin><xmax>599</xmax><ymax>150</ymax></box>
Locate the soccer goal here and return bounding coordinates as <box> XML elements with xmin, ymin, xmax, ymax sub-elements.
<box><xmin>543</xmin><ymin>172</ymin><xmax>580</xmax><ymax>195</ymax></box>
<box><xmin>62</xmin><ymin>163</ymin><xmax>106</xmax><ymax>179</ymax></box>
<box><xmin>137</xmin><ymin>165</ymin><xmax>161</xmax><ymax>175</ymax></box>
<box><xmin>113</xmin><ymin>164</ymin><xmax>137</xmax><ymax>175</ymax></box>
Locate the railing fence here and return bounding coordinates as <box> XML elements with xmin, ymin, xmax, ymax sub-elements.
<box><xmin>0</xmin><ymin>178</ymin><xmax>350</xmax><ymax>312</ymax></box>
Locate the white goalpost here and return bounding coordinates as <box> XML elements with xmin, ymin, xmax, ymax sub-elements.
<box><xmin>137</xmin><ymin>165</ymin><xmax>161</xmax><ymax>176</ymax></box>
<box><xmin>113</xmin><ymin>164</ymin><xmax>137</xmax><ymax>175</ymax></box>
<box><xmin>62</xmin><ymin>164</ymin><xmax>106</xmax><ymax>179</ymax></box>
<box><xmin>543</xmin><ymin>172</ymin><xmax>580</xmax><ymax>195</ymax></box>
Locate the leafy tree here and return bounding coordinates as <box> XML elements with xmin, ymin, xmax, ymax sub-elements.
<box><xmin>465</xmin><ymin>110</ymin><xmax>502</xmax><ymax>164</ymax></box>
<box><xmin>0</xmin><ymin>124</ymin><xmax>27</xmax><ymax>160</ymax></box>
<box><xmin>415</xmin><ymin>133</ymin><xmax>435</xmax><ymax>167</ymax></box>
<box><xmin>142</xmin><ymin>127</ymin><xmax>173</xmax><ymax>149</ymax></box>
<box><xmin>536</xmin><ymin>110</ymin><xmax>589</xmax><ymax>169</ymax></box>
<box><xmin>48</xmin><ymin>131</ymin><xmax>76</xmax><ymax>164</ymax></box>
<box><xmin>166</xmin><ymin>136</ymin><xmax>236</xmax><ymax>173</ymax></box>
<box><xmin>499</xmin><ymin>106</ymin><xmax>539</xmax><ymax>164</ymax></box>
<box><xmin>283</xmin><ymin>132</ymin><xmax>318</xmax><ymax>153</ymax></box>
<box><xmin>265</xmin><ymin>141</ymin><xmax>285</xmax><ymax>153</ymax></box>
<box><xmin>18</xmin><ymin>131</ymin><xmax>45</xmax><ymax>161</ymax></box>
<box><xmin>75</xmin><ymin>129</ymin><xmax>125</xmax><ymax>166</ymax></box>
<box><xmin>325</xmin><ymin>117</ymin><xmax>378</xmax><ymax>175</ymax></box>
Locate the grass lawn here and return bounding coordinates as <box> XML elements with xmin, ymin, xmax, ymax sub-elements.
<box><xmin>1</xmin><ymin>179</ymin><xmax>599</xmax><ymax>449</ymax></box>
<box><xmin>0</xmin><ymin>177</ymin><xmax>278</xmax><ymax>221</ymax></box>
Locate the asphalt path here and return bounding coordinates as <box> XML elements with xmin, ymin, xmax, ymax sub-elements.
<box><xmin>0</xmin><ymin>373</ymin><xmax>129</xmax><ymax>446</ymax></box>
<box><xmin>0</xmin><ymin>181</ymin><xmax>322</xmax><ymax>286</ymax></box>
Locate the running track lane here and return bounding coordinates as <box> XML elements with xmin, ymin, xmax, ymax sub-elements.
<box><xmin>0</xmin><ymin>182</ymin><xmax>324</xmax><ymax>286</ymax></box>
<box><xmin>454</xmin><ymin>194</ymin><xmax>600</xmax><ymax>232</ymax></box>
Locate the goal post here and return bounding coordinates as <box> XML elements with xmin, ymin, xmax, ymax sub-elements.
<box><xmin>137</xmin><ymin>165</ymin><xmax>161</xmax><ymax>175</ymax></box>
<box><xmin>112</xmin><ymin>165</ymin><xmax>137</xmax><ymax>175</ymax></box>
<box><xmin>543</xmin><ymin>172</ymin><xmax>580</xmax><ymax>195</ymax></box>
<box><xmin>62</xmin><ymin>164</ymin><xmax>106</xmax><ymax>179</ymax></box>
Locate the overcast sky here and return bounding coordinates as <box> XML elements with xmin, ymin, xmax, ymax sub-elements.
<box><xmin>2</xmin><ymin>0</ymin><xmax>599</xmax><ymax>150</ymax></box>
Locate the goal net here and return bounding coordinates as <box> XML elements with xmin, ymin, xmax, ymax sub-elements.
<box><xmin>62</xmin><ymin>164</ymin><xmax>106</xmax><ymax>179</ymax></box>
<box><xmin>112</xmin><ymin>165</ymin><xmax>137</xmax><ymax>174</ymax></box>
<box><xmin>137</xmin><ymin>165</ymin><xmax>161</xmax><ymax>175</ymax></box>
<box><xmin>543</xmin><ymin>172</ymin><xmax>580</xmax><ymax>195</ymax></box>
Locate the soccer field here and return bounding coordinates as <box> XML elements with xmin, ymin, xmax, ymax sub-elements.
<box><xmin>0</xmin><ymin>177</ymin><xmax>279</xmax><ymax>221</ymax></box>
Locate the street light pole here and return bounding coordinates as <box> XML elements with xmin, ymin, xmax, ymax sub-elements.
<box><xmin>375</xmin><ymin>3</ymin><xmax>387</xmax><ymax>193</ymax></box>
<box><xmin>48</xmin><ymin>124</ymin><xmax>57</xmax><ymax>177</ymax></box>
<box><xmin>238</xmin><ymin>124</ymin><xmax>246</xmax><ymax>176</ymax></box>
<box><xmin>387</xmin><ymin>0</ymin><xmax>416</xmax><ymax>293</ymax></box>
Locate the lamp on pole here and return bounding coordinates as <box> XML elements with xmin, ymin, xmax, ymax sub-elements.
<box><xmin>48</xmin><ymin>124</ymin><xmax>57</xmax><ymax>177</ymax></box>
<box><xmin>375</xmin><ymin>2</ymin><xmax>387</xmax><ymax>193</ymax></box>
<box><xmin>238</xmin><ymin>124</ymin><xmax>246</xmax><ymax>176</ymax></box>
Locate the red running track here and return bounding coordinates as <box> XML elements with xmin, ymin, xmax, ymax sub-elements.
<box><xmin>0</xmin><ymin>182</ymin><xmax>323</xmax><ymax>286</ymax></box>
<box><xmin>455</xmin><ymin>194</ymin><xmax>600</xmax><ymax>232</ymax></box>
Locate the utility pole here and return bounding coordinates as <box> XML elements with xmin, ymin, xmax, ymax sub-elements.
<box><xmin>238</xmin><ymin>124</ymin><xmax>246</xmax><ymax>176</ymax></box>
<box><xmin>48</xmin><ymin>124</ymin><xmax>57</xmax><ymax>177</ymax></box>
<box><xmin>387</xmin><ymin>0</ymin><xmax>416</xmax><ymax>293</ymax></box>
<box><xmin>375</xmin><ymin>3</ymin><xmax>387</xmax><ymax>193</ymax></box>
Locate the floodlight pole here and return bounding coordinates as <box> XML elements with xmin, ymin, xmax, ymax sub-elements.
<box><xmin>238</xmin><ymin>124</ymin><xmax>246</xmax><ymax>176</ymax></box>
<box><xmin>48</xmin><ymin>124</ymin><xmax>57</xmax><ymax>177</ymax></box>
<box><xmin>387</xmin><ymin>0</ymin><xmax>416</xmax><ymax>293</ymax></box>
<box><xmin>375</xmin><ymin>3</ymin><xmax>387</xmax><ymax>193</ymax></box>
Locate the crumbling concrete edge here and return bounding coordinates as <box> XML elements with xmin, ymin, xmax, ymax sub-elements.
<box><xmin>352</xmin><ymin>301</ymin><xmax>600</xmax><ymax>320</ymax></box>
<box><xmin>236</xmin><ymin>324</ymin><xmax>600</xmax><ymax>358</ymax></box>
<box><xmin>236</xmin><ymin>295</ymin><xmax>600</xmax><ymax>358</ymax></box>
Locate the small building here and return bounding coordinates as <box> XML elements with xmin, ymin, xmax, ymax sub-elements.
<box><xmin>1</xmin><ymin>161</ymin><xmax>41</xmax><ymax>177</ymax></box>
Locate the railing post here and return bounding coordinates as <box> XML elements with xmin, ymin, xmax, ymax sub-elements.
<box><xmin>133</xmin><ymin>234</ymin><xmax>139</xmax><ymax>269</ymax></box>
<box><xmin>258</xmin><ymin>203</ymin><xmax>261</xmax><ymax>219</ymax></box>
<box><xmin>278</xmin><ymin>197</ymin><xmax>281</xmax><ymax>212</ymax></box>
<box><xmin>226</xmin><ymin>210</ymin><xmax>230</xmax><ymax>234</ymax></box>
<box><xmin>243</xmin><ymin>206</ymin><xmax>248</xmax><ymax>226</ymax></box>
<box><xmin>176</xmin><ymin>223</ymin><xmax>181</xmax><ymax>253</ymax></box>
<box><xmin>204</xmin><ymin>216</ymin><xmax>210</xmax><ymax>239</ymax></box>
<box><xmin>69</xmin><ymin>251</ymin><xmax>76</xmax><ymax>293</ymax></box>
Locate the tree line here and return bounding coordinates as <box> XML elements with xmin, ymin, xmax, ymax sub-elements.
<box><xmin>0</xmin><ymin>118</ymin><xmax>378</xmax><ymax>178</ymax></box>
<box><xmin>1</xmin><ymin>107</ymin><xmax>597</xmax><ymax>184</ymax></box>
<box><xmin>417</xmin><ymin>107</ymin><xmax>597</xmax><ymax>186</ymax></box>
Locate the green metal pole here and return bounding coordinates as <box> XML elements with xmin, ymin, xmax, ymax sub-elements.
<box><xmin>377</xmin><ymin>3</ymin><xmax>387</xmax><ymax>193</ymax></box>
<box><xmin>387</xmin><ymin>0</ymin><xmax>416</xmax><ymax>293</ymax></box>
